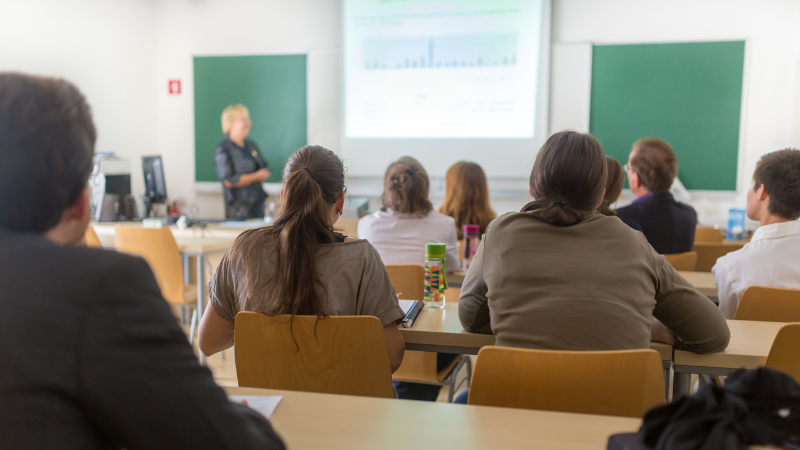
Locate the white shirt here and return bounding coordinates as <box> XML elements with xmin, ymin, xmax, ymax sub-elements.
<box><xmin>712</xmin><ymin>219</ymin><xmax>800</xmax><ymax>319</ymax></box>
<box><xmin>358</xmin><ymin>209</ymin><xmax>461</xmax><ymax>269</ymax></box>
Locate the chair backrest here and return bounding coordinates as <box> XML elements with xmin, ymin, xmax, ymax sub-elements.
<box><xmin>85</xmin><ymin>226</ymin><xmax>103</xmax><ymax>248</ymax></box>
<box><xmin>234</xmin><ymin>312</ymin><xmax>394</xmax><ymax>398</ymax></box>
<box><xmin>114</xmin><ymin>226</ymin><xmax>185</xmax><ymax>305</ymax></box>
<box><xmin>336</xmin><ymin>218</ymin><xmax>359</xmax><ymax>239</ymax></box>
<box><xmin>468</xmin><ymin>347</ymin><xmax>665</xmax><ymax>418</ymax></box>
<box><xmin>734</xmin><ymin>286</ymin><xmax>800</xmax><ymax>322</ymax></box>
<box><xmin>385</xmin><ymin>265</ymin><xmax>425</xmax><ymax>300</ymax></box>
<box><xmin>695</xmin><ymin>226</ymin><xmax>724</xmax><ymax>243</ymax></box>
<box><xmin>692</xmin><ymin>242</ymin><xmax>745</xmax><ymax>272</ymax></box>
<box><xmin>663</xmin><ymin>251</ymin><xmax>698</xmax><ymax>271</ymax></box>
<box><xmin>765</xmin><ymin>323</ymin><xmax>800</xmax><ymax>382</ymax></box>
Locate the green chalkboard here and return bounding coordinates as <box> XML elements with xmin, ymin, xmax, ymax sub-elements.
<box><xmin>194</xmin><ymin>54</ymin><xmax>307</xmax><ymax>183</ymax></box>
<box><xmin>589</xmin><ymin>41</ymin><xmax>745</xmax><ymax>190</ymax></box>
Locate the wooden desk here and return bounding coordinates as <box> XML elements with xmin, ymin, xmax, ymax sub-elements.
<box><xmin>672</xmin><ymin>320</ymin><xmax>785</xmax><ymax>396</ymax></box>
<box><xmin>225</xmin><ymin>386</ymin><xmax>641</xmax><ymax>450</ymax></box>
<box><xmin>401</xmin><ymin>304</ymin><xmax>673</xmax><ymax>359</ymax></box>
<box><xmin>451</xmin><ymin>271</ymin><xmax>717</xmax><ymax>298</ymax></box>
<box><xmin>401</xmin><ymin>303</ymin><xmax>674</xmax><ymax>399</ymax></box>
<box><xmin>677</xmin><ymin>271</ymin><xmax>717</xmax><ymax>297</ymax></box>
<box><xmin>91</xmin><ymin>221</ymin><xmax>254</xmax><ymax>243</ymax></box>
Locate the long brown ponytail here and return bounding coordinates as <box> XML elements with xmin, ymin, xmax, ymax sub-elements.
<box><xmin>230</xmin><ymin>145</ymin><xmax>345</xmax><ymax>319</ymax></box>
<box><xmin>521</xmin><ymin>131</ymin><xmax>607</xmax><ymax>226</ymax></box>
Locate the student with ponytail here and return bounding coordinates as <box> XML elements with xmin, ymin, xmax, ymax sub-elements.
<box><xmin>198</xmin><ymin>145</ymin><xmax>405</xmax><ymax>373</ymax></box>
<box><xmin>455</xmin><ymin>132</ymin><xmax>729</xmax><ymax>402</ymax></box>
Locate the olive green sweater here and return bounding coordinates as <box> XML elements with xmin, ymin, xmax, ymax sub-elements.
<box><xmin>459</xmin><ymin>212</ymin><xmax>730</xmax><ymax>354</ymax></box>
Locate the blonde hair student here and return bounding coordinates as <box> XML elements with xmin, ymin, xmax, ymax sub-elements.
<box><xmin>199</xmin><ymin>145</ymin><xmax>406</xmax><ymax>373</ymax></box>
<box><xmin>439</xmin><ymin>161</ymin><xmax>496</xmax><ymax>238</ymax></box>
<box><xmin>214</xmin><ymin>104</ymin><xmax>271</xmax><ymax>220</ymax></box>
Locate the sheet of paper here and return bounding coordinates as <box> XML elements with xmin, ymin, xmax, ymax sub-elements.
<box><xmin>398</xmin><ymin>299</ymin><xmax>417</xmax><ymax>315</ymax></box>
<box><xmin>229</xmin><ymin>395</ymin><xmax>283</xmax><ymax>419</ymax></box>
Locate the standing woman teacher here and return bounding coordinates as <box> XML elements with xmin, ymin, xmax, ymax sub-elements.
<box><xmin>215</xmin><ymin>104</ymin><xmax>270</xmax><ymax>220</ymax></box>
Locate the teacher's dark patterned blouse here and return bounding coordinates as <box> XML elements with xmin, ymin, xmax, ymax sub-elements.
<box><xmin>214</xmin><ymin>137</ymin><xmax>268</xmax><ymax>220</ymax></box>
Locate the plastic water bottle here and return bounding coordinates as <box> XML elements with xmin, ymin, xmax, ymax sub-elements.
<box><xmin>463</xmin><ymin>224</ymin><xmax>480</xmax><ymax>271</ymax></box>
<box><xmin>727</xmin><ymin>208</ymin><xmax>745</xmax><ymax>240</ymax></box>
<box><xmin>423</xmin><ymin>243</ymin><xmax>448</xmax><ymax>309</ymax></box>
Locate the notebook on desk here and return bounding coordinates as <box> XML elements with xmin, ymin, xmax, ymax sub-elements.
<box><xmin>398</xmin><ymin>300</ymin><xmax>423</xmax><ymax>328</ymax></box>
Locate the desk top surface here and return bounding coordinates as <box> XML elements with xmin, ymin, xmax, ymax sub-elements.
<box><xmin>451</xmin><ymin>271</ymin><xmax>716</xmax><ymax>297</ymax></box>
<box><xmin>93</xmin><ymin>224</ymin><xmax>235</xmax><ymax>254</ymax></box>
<box><xmin>673</xmin><ymin>320</ymin><xmax>785</xmax><ymax>369</ymax></box>
<box><xmin>224</xmin><ymin>386</ymin><xmax>640</xmax><ymax>450</ymax></box>
<box><xmin>676</xmin><ymin>271</ymin><xmax>717</xmax><ymax>297</ymax></box>
<box><xmin>400</xmin><ymin>304</ymin><xmax>673</xmax><ymax>361</ymax></box>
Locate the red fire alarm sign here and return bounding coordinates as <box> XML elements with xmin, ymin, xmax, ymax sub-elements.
<box><xmin>168</xmin><ymin>80</ymin><xmax>181</xmax><ymax>94</ymax></box>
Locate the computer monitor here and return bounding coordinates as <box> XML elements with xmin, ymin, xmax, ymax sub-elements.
<box><xmin>142</xmin><ymin>155</ymin><xmax>167</xmax><ymax>206</ymax></box>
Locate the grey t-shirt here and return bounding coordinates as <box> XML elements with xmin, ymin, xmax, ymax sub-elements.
<box><xmin>209</xmin><ymin>233</ymin><xmax>405</xmax><ymax>327</ymax></box>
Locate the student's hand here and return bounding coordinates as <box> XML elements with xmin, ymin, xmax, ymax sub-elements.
<box><xmin>651</xmin><ymin>317</ymin><xmax>676</xmax><ymax>345</ymax></box>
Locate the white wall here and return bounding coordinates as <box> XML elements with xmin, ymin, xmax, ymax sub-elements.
<box><xmin>0</xmin><ymin>0</ymin><xmax>158</xmax><ymax>198</ymax></box>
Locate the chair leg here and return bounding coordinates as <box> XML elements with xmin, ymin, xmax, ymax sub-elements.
<box><xmin>448</xmin><ymin>376</ymin><xmax>456</xmax><ymax>403</ymax></box>
<box><xmin>189</xmin><ymin>307</ymin><xmax>198</xmax><ymax>346</ymax></box>
<box><xmin>465</xmin><ymin>356</ymin><xmax>473</xmax><ymax>387</ymax></box>
<box><xmin>447</xmin><ymin>356</ymin><xmax>473</xmax><ymax>403</ymax></box>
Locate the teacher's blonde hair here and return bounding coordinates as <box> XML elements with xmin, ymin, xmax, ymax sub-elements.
<box><xmin>221</xmin><ymin>104</ymin><xmax>249</xmax><ymax>134</ymax></box>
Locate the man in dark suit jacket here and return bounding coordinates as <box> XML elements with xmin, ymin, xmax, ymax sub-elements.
<box><xmin>616</xmin><ymin>138</ymin><xmax>697</xmax><ymax>255</ymax></box>
<box><xmin>0</xmin><ymin>73</ymin><xmax>285</xmax><ymax>450</ymax></box>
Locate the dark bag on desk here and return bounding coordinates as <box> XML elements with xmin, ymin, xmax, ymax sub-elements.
<box><xmin>608</xmin><ymin>367</ymin><xmax>800</xmax><ymax>450</ymax></box>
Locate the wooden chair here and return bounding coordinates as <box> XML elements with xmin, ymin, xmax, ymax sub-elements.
<box><xmin>336</xmin><ymin>218</ymin><xmax>360</xmax><ymax>239</ymax></box>
<box><xmin>84</xmin><ymin>226</ymin><xmax>103</xmax><ymax>248</ymax></box>
<box><xmin>734</xmin><ymin>286</ymin><xmax>800</xmax><ymax>322</ymax></box>
<box><xmin>468</xmin><ymin>347</ymin><xmax>665</xmax><ymax>418</ymax></box>
<box><xmin>385</xmin><ymin>265</ymin><xmax>472</xmax><ymax>402</ymax></box>
<box><xmin>114</xmin><ymin>226</ymin><xmax>199</xmax><ymax>343</ymax></box>
<box><xmin>692</xmin><ymin>242</ymin><xmax>745</xmax><ymax>272</ymax></box>
<box><xmin>765</xmin><ymin>324</ymin><xmax>800</xmax><ymax>382</ymax></box>
<box><xmin>663</xmin><ymin>251</ymin><xmax>698</xmax><ymax>271</ymax></box>
<box><xmin>234</xmin><ymin>312</ymin><xmax>394</xmax><ymax>398</ymax></box>
<box><xmin>695</xmin><ymin>226</ymin><xmax>724</xmax><ymax>243</ymax></box>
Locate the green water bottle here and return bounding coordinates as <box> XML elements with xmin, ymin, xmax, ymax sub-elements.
<box><xmin>423</xmin><ymin>243</ymin><xmax>448</xmax><ymax>309</ymax></box>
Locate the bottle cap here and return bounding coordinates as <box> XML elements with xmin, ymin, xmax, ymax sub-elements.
<box><xmin>463</xmin><ymin>224</ymin><xmax>480</xmax><ymax>235</ymax></box>
<box><xmin>425</xmin><ymin>243</ymin><xmax>446</xmax><ymax>258</ymax></box>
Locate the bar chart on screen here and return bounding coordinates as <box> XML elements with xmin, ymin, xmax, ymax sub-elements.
<box><xmin>344</xmin><ymin>0</ymin><xmax>544</xmax><ymax>139</ymax></box>
<box><xmin>362</xmin><ymin>33</ymin><xmax>518</xmax><ymax>70</ymax></box>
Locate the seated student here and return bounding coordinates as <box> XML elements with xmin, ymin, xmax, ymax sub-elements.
<box><xmin>598</xmin><ymin>156</ymin><xmax>643</xmax><ymax>232</ymax></box>
<box><xmin>358</xmin><ymin>156</ymin><xmax>460</xmax><ymax>267</ymax></box>
<box><xmin>439</xmin><ymin>161</ymin><xmax>497</xmax><ymax>238</ymax></box>
<box><xmin>616</xmin><ymin>138</ymin><xmax>698</xmax><ymax>254</ymax></box>
<box><xmin>456</xmin><ymin>131</ymin><xmax>729</xmax><ymax>402</ymax></box>
<box><xmin>0</xmin><ymin>73</ymin><xmax>285</xmax><ymax>449</ymax></box>
<box><xmin>357</xmin><ymin>157</ymin><xmax>459</xmax><ymax>401</ymax></box>
<box><xmin>713</xmin><ymin>149</ymin><xmax>800</xmax><ymax>318</ymax></box>
<box><xmin>199</xmin><ymin>145</ymin><xmax>405</xmax><ymax>374</ymax></box>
